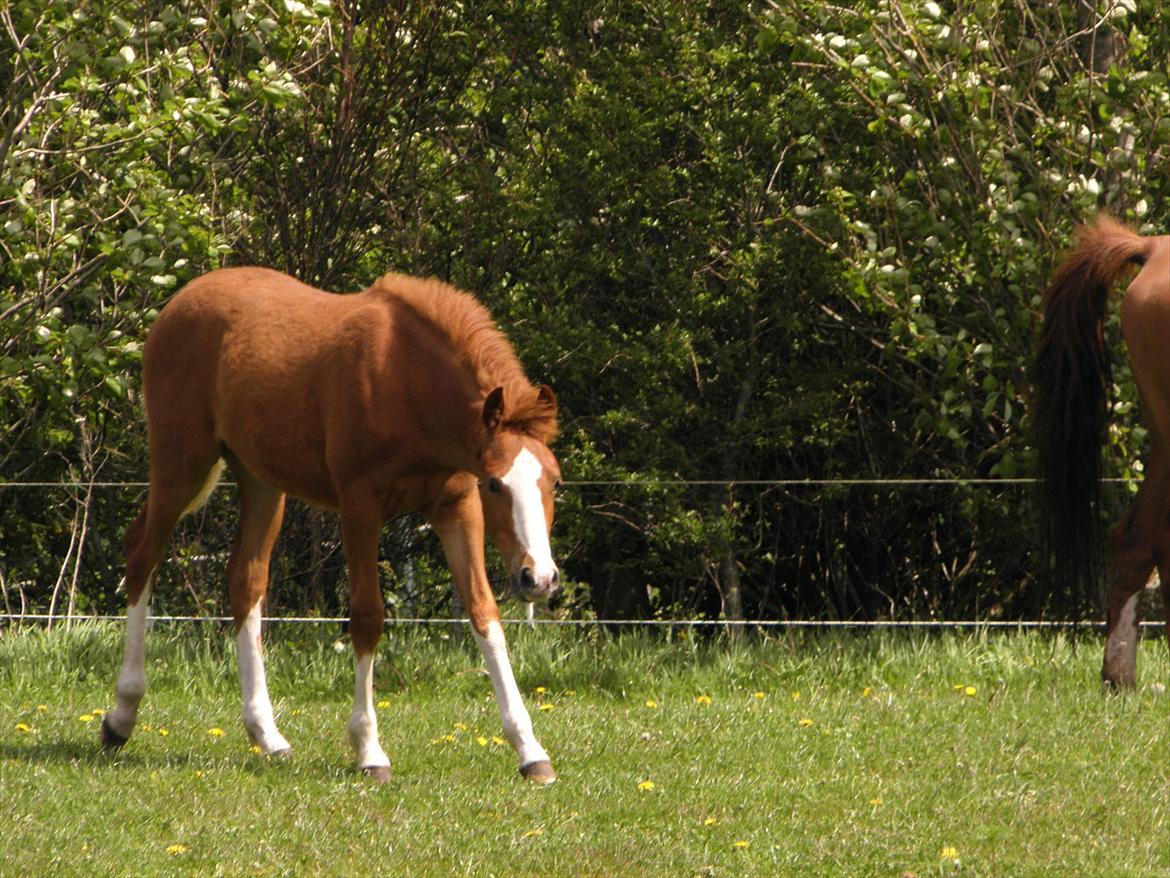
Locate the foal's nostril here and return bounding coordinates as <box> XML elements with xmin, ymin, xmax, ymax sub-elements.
<box><xmin>520</xmin><ymin>567</ymin><xmax>536</xmax><ymax>592</ymax></box>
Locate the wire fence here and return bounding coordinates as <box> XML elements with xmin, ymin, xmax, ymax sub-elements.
<box><xmin>0</xmin><ymin>475</ymin><xmax>1151</xmax><ymax>631</ymax></box>
<box><xmin>0</xmin><ymin>477</ymin><xmax>1141</xmax><ymax>489</ymax></box>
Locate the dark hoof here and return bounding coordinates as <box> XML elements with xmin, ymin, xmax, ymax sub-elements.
<box><xmin>99</xmin><ymin>717</ymin><xmax>128</xmax><ymax>751</ymax></box>
<box><xmin>519</xmin><ymin>760</ymin><xmax>556</xmax><ymax>785</ymax></box>
<box><xmin>1102</xmin><ymin>675</ymin><xmax>1136</xmax><ymax>693</ymax></box>
<box><xmin>361</xmin><ymin>765</ymin><xmax>391</xmax><ymax>783</ymax></box>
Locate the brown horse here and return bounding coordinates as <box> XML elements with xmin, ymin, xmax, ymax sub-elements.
<box><xmin>100</xmin><ymin>267</ymin><xmax>562</xmax><ymax>783</ymax></box>
<box><xmin>1035</xmin><ymin>215</ymin><xmax>1170</xmax><ymax>687</ymax></box>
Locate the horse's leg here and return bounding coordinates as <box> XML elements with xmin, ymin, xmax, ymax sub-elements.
<box><xmin>429</xmin><ymin>483</ymin><xmax>555</xmax><ymax>784</ymax></box>
<box><xmin>1103</xmin><ymin>443</ymin><xmax>1169</xmax><ymax>689</ymax></box>
<box><xmin>102</xmin><ymin>457</ymin><xmax>223</xmax><ymax>748</ymax></box>
<box><xmin>226</xmin><ymin>461</ymin><xmax>289</xmax><ymax>755</ymax></box>
<box><xmin>339</xmin><ymin>496</ymin><xmax>391</xmax><ymax>781</ymax></box>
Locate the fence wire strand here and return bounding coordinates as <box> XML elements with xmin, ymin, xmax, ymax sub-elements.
<box><xmin>0</xmin><ymin>612</ymin><xmax>1156</xmax><ymax>630</ymax></box>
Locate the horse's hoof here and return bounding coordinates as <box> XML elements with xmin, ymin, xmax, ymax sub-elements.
<box><xmin>99</xmin><ymin>717</ymin><xmax>128</xmax><ymax>751</ymax></box>
<box><xmin>361</xmin><ymin>765</ymin><xmax>391</xmax><ymax>783</ymax></box>
<box><xmin>1102</xmin><ymin>675</ymin><xmax>1135</xmax><ymax>693</ymax></box>
<box><xmin>519</xmin><ymin>760</ymin><xmax>556</xmax><ymax>785</ymax></box>
<box><xmin>268</xmin><ymin>747</ymin><xmax>292</xmax><ymax>760</ymax></box>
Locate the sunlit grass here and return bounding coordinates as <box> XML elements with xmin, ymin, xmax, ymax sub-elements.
<box><xmin>1</xmin><ymin>623</ymin><xmax>1168</xmax><ymax>876</ymax></box>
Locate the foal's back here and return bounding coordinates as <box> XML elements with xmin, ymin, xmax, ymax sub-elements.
<box><xmin>142</xmin><ymin>267</ymin><xmax>392</xmax><ymax>506</ymax></box>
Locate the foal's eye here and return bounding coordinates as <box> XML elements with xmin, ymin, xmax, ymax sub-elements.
<box><xmin>487</xmin><ymin>478</ymin><xmax>502</xmax><ymax>494</ymax></box>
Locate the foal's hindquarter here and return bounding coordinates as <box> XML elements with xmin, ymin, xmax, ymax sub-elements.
<box><xmin>103</xmin><ymin>267</ymin><xmax>557</xmax><ymax>783</ymax></box>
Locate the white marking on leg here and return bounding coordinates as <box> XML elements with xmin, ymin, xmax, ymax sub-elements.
<box><xmin>348</xmin><ymin>651</ymin><xmax>390</xmax><ymax>770</ymax></box>
<box><xmin>475</xmin><ymin>620</ymin><xmax>549</xmax><ymax>767</ymax></box>
<box><xmin>500</xmin><ymin>448</ymin><xmax>557</xmax><ymax>585</ymax></box>
<box><xmin>236</xmin><ymin>604</ymin><xmax>291</xmax><ymax>754</ymax></box>
<box><xmin>106</xmin><ymin>583</ymin><xmax>153</xmax><ymax>740</ymax></box>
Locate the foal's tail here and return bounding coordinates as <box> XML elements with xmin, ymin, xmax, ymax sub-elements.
<box><xmin>1033</xmin><ymin>215</ymin><xmax>1151</xmax><ymax>603</ymax></box>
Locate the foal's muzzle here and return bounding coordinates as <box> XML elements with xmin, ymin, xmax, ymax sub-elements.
<box><xmin>514</xmin><ymin>566</ymin><xmax>560</xmax><ymax>602</ymax></box>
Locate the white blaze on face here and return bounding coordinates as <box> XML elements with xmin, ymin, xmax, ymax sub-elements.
<box><xmin>500</xmin><ymin>447</ymin><xmax>556</xmax><ymax>586</ymax></box>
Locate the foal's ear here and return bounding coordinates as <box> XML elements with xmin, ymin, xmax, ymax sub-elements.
<box><xmin>536</xmin><ymin>384</ymin><xmax>557</xmax><ymax>412</ymax></box>
<box><xmin>483</xmin><ymin>386</ymin><xmax>506</xmax><ymax>432</ymax></box>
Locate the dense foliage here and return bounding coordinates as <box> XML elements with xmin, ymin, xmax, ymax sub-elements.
<box><xmin>2</xmin><ymin>0</ymin><xmax>1168</xmax><ymax>622</ymax></box>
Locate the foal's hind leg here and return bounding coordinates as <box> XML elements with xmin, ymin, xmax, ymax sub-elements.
<box><xmin>1102</xmin><ymin>449</ymin><xmax>1169</xmax><ymax>689</ymax></box>
<box><xmin>339</xmin><ymin>494</ymin><xmax>391</xmax><ymax>781</ymax></box>
<box><xmin>226</xmin><ymin>460</ymin><xmax>289</xmax><ymax>755</ymax></box>
<box><xmin>102</xmin><ymin>457</ymin><xmax>224</xmax><ymax>748</ymax></box>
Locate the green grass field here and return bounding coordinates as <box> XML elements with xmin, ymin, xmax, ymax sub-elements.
<box><xmin>1</xmin><ymin>622</ymin><xmax>1168</xmax><ymax>877</ymax></box>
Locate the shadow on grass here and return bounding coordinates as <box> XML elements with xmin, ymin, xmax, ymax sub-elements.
<box><xmin>0</xmin><ymin>735</ymin><xmax>373</xmax><ymax>786</ymax></box>
<box><xmin>0</xmin><ymin>735</ymin><xmax>134</xmax><ymax>766</ymax></box>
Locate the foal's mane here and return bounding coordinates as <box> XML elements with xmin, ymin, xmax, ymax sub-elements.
<box><xmin>371</xmin><ymin>273</ymin><xmax>557</xmax><ymax>442</ymax></box>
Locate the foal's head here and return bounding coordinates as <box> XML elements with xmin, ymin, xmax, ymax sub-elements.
<box><xmin>478</xmin><ymin>385</ymin><xmax>562</xmax><ymax>603</ymax></box>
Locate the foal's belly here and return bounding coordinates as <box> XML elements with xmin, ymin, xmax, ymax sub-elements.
<box><xmin>213</xmin><ymin>358</ymin><xmax>340</xmax><ymax>508</ymax></box>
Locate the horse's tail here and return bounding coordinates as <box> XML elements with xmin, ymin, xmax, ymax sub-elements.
<box><xmin>1033</xmin><ymin>215</ymin><xmax>1151</xmax><ymax>605</ymax></box>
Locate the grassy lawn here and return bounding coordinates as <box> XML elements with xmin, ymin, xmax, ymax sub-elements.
<box><xmin>1</xmin><ymin>622</ymin><xmax>1168</xmax><ymax>877</ymax></box>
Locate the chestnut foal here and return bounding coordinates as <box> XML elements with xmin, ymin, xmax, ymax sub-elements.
<box><xmin>101</xmin><ymin>267</ymin><xmax>562</xmax><ymax>783</ymax></box>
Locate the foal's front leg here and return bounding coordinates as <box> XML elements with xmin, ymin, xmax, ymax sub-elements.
<box><xmin>340</xmin><ymin>500</ymin><xmax>392</xmax><ymax>781</ymax></box>
<box><xmin>431</xmin><ymin>490</ymin><xmax>555</xmax><ymax>783</ymax></box>
<box><xmin>474</xmin><ymin>617</ymin><xmax>555</xmax><ymax>783</ymax></box>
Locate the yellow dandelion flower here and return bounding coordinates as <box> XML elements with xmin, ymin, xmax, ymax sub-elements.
<box><xmin>752</xmin><ymin>691</ymin><xmax>766</xmax><ymax>700</ymax></box>
<box><xmin>869</xmin><ymin>796</ymin><xmax>883</xmax><ymax>806</ymax></box>
<box><xmin>165</xmin><ymin>843</ymin><xmax>188</xmax><ymax>855</ymax></box>
<box><xmin>791</xmin><ymin>690</ymin><xmax>801</xmax><ymax>701</ymax></box>
<box><xmin>157</xmin><ymin>728</ymin><xmax>169</xmax><ymax>737</ymax></box>
<box><xmin>193</xmin><ymin>770</ymin><xmax>206</xmax><ymax>779</ymax></box>
<box><xmin>703</xmin><ymin>817</ymin><xmax>718</xmax><ymax>826</ymax></box>
<box><xmin>377</xmin><ymin>699</ymin><xmax>391</xmax><ymax>709</ymax></box>
<box><xmin>91</xmin><ymin>708</ymin><xmax>105</xmax><ymax>716</ymax></box>
<box><xmin>491</xmin><ymin>736</ymin><xmax>506</xmax><ymax>746</ymax></box>
<box><xmin>475</xmin><ymin>736</ymin><xmax>488</xmax><ymax>746</ymax></box>
<box><xmin>14</xmin><ymin>723</ymin><xmax>31</xmax><ymax>733</ymax></box>
<box><xmin>535</xmin><ymin>687</ymin><xmax>547</xmax><ymax>696</ymax></box>
<box><xmin>250</xmin><ymin>745</ymin><xmax>262</xmax><ymax>754</ymax></box>
<box><xmin>861</xmin><ymin>687</ymin><xmax>873</xmax><ymax>698</ymax></box>
<box><xmin>952</xmin><ymin>684</ymin><xmax>965</xmax><ymax>692</ymax></box>
<box><xmin>694</xmin><ymin>695</ymin><xmax>712</xmax><ymax>706</ymax></box>
<box><xmin>645</xmin><ymin>699</ymin><xmax>658</xmax><ymax>708</ymax></box>
<box><xmin>207</xmin><ymin>727</ymin><xmax>225</xmax><ymax>737</ymax></box>
<box><xmin>523</xmin><ymin>828</ymin><xmax>543</xmax><ymax>838</ymax></box>
<box><xmin>79</xmin><ymin>714</ymin><xmax>95</xmax><ymax>723</ymax></box>
<box><xmin>637</xmin><ymin>779</ymin><xmax>656</xmax><ymax>791</ymax></box>
<box><xmin>964</xmin><ymin>686</ymin><xmax>977</xmax><ymax>697</ymax></box>
<box><xmin>443</xmin><ymin>733</ymin><xmax>456</xmax><ymax>743</ymax></box>
<box><xmin>733</xmin><ymin>840</ymin><xmax>750</xmax><ymax>849</ymax></box>
<box><xmin>453</xmin><ymin>721</ymin><xmax>468</xmax><ymax>731</ymax></box>
<box><xmin>150</xmin><ymin>771</ymin><xmax>160</xmax><ymax>781</ymax></box>
<box><xmin>538</xmin><ymin>703</ymin><xmax>554</xmax><ymax>712</ymax></box>
<box><xmin>36</xmin><ymin>704</ymin><xmax>48</xmax><ymax>713</ymax></box>
<box><xmin>141</xmin><ymin>723</ymin><xmax>153</xmax><ymax>732</ymax></box>
<box><xmin>940</xmin><ymin>846</ymin><xmax>959</xmax><ymax>859</ymax></box>
<box><xmin>798</xmin><ymin>718</ymin><xmax>813</xmax><ymax>727</ymax></box>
